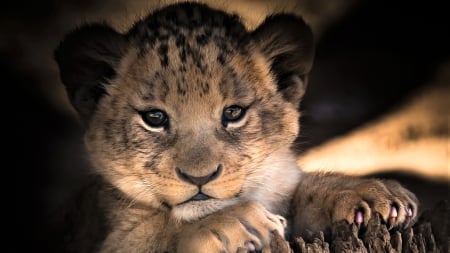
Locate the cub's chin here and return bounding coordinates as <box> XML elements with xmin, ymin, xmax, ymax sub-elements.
<box><xmin>171</xmin><ymin>198</ymin><xmax>239</xmax><ymax>222</ymax></box>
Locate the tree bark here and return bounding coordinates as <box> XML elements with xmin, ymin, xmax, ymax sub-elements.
<box><xmin>270</xmin><ymin>200</ymin><xmax>449</xmax><ymax>253</ymax></box>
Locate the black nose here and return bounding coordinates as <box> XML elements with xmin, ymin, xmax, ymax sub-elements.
<box><xmin>176</xmin><ymin>165</ymin><xmax>222</xmax><ymax>186</ymax></box>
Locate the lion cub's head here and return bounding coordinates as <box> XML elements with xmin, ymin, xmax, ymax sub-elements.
<box><xmin>55</xmin><ymin>2</ymin><xmax>314</xmax><ymax>221</ymax></box>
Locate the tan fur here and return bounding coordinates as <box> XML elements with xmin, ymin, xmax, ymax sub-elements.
<box><xmin>54</xmin><ymin>3</ymin><xmax>419</xmax><ymax>252</ymax></box>
<box><xmin>298</xmin><ymin>66</ymin><xmax>450</xmax><ymax>180</ymax></box>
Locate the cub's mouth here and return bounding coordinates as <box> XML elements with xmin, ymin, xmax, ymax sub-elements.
<box><xmin>171</xmin><ymin>194</ymin><xmax>239</xmax><ymax>221</ymax></box>
<box><xmin>178</xmin><ymin>189</ymin><xmax>243</xmax><ymax>206</ymax></box>
<box><xmin>179</xmin><ymin>192</ymin><xmax>213</xmax><ymax>205</ymax></box>
<box><xmin>189</xmin><ymin>193</ymin><xmax>211</xmax><ymax>201</ymax></box>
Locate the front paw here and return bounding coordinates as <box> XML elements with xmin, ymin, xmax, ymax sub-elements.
<box><xmin>293</xmin><ymin>173</ymin><xmax>419</xmax><ymax>236</ymax></box>
<box><xmin>177</xmin><ymin>201</ymin><xmax>286</xmax><ymax>253</ymax></box>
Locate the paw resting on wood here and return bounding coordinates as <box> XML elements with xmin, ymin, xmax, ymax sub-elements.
<box><xmin>291</xmin><ymin>173</ymin><xmax>419</xmax><ymax>238</ymax></box>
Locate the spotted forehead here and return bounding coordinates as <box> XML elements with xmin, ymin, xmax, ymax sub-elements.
<box><xmin>120</xmin><ymin>3</ymin><xmax>263</xmax><ymax>106</ymax></box>
<box><xmin>127</xmin><ymin>2</ymin><xmax>249</xmax><ymax>57</ymax></box>
<box><xmin>124</xmin><ymin>49</ymin><xmax>257</xmax><ymax>110</ymax></box>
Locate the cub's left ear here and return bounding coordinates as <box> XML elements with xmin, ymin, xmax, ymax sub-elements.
<box><xmin>252</xmin><ymin>14</ymin><xmax>314</xmax><ymax>105</ymax></box>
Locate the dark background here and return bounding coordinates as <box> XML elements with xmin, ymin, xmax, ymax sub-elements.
<box><xmin>2</xmin><ymin>0</ymin><xmax>448</xmax><ymax>252</ymax></box>
<box><xmin>299</xmin><ymin>1</ymin><xmax>449</xmax><ymax>149</ymax></box>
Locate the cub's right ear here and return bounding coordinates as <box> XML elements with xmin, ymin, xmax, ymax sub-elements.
<box><xmin>54</xmin><ymin>24</ymin><xmax>127</xmax><ymax>124</ymax></box>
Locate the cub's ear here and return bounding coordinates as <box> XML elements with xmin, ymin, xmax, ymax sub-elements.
<box><xmin>54</xmin><ymin>24</ymin><xmax>127</xmax><ymax>124</ymax></box>
<box><xmin>252</xmin><ymin>14</ymin><xmax>314</xmax><ymax>106</ymax></box>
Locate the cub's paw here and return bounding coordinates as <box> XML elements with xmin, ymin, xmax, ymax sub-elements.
<box><xmin>177</xmin><ymin>201</ymin><xmax>286</xmax><ymax>253</ymax></box>
<box><xmin>294</xmin><ymin>174</ymin><xmax>419</xmax><ymax>235</ymax></box>
<box><xmin>331</xmin><ymin>179</ymin><xmax>418</xmax><ymax>229</ymax></box>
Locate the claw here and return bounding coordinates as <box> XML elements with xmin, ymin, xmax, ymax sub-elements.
<box><xmin>389</xmin><ymin>206</ymin><xmax>398</xmax><ymax>218</ymax></box>
<box><xmin>406</xmin><ymin>206</ymin><xmax>413</xmax><ymax>217</ymax></box>
<box><xmin>388</xmin><ymin>206</ymin><xmax>398</xmax><ymax>227</ymax></box>
<box><xmin>245</xmin><ymin>240</ymin><xmax>256</xmax><ymax>252</ymax></box>
<box><xmin>355</xmin><ymin>210</ymin><xmax>364</xmax><ymax>225</ymax></box>
<box><xmin>403</xmin><ymin>206</ymin><xmax>414</xmax><ymax>228</ymax></box>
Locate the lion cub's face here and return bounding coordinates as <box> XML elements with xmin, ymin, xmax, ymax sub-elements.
<box><xmin>55</xmin><ymin>3</ymin><xmax>314</xmax><ymax>221</ymax></box>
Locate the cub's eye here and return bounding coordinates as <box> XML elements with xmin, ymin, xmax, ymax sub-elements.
<box><xmin>222</xmin><ymin>105</ymin><xmax>246</xmax><ymax>126</ymax></box>
<box><xmin>141</xmin><ymin>109</ymin><xmax>168</xmax><ymax>128</ymax></box>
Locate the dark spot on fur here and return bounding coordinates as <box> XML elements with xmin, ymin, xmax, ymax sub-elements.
<box><xmin>144</xmin><ymin>79</ymin><xmax>155</xmax><ymax>88</ymax></box>
<box><xmin>217</xmin><ymin>53</ymin><xmax>226</xmax><ymax>65</ymax></box>
<box><xmin>144</xmin><ymin>158</ymin><xmax>159</xmax><ymax>170</ymax></box>
<box><xmin>175</xmin><ymin>33</ymin><xmax>186</xmax><ymax>46</ymax></box>
<box><xmin>201</xmin><ymin>81</ymin><xmax>209</xmax><ymax>94</ymax></box>
<box><xmin>141</xmin><ymin>95</ymin><xmax>153</xmax><ymax>101</ymax></box>
<box><xmin>156</xmin><ymin>33</ymin><xmax>169</xmax><ymax>42</ymax></box>
<box><xmin>176</xmin><ymin>80</ymin><xmax>187</xmax><ymax>96</ymax></box>
<box><xmin>204</xmin><ymin>28</ymin><xmax>212</xmax><ymax>37</ymax></box>
<box><xmin>307</xmin><ymin>195</ymin><xmax>313</xmax><ymax>204</ymax></box>
<box><xmin>196</xmin><ymin>34</ymin><xmax>209</xmax><ymax>45</ymax></box>
<box><xmin>157</xmin><ymin>44</ymin><xmax>169</xmax><ymax>67</ymax></box>
<box><xmin>219</xmin><ymin>67</ymin><xmax>255</xmax><ymax>102</ymax></box>
<box><xmin>185</xmin><ymin>47</ymin><xmax>205</xmax><ymax>73</ymax></box>
<box><xmin>179</xmin><ymin>48</ymin><xmax>187</xmax><ymax>63</ymax></box>
<box><xmin>160</xmin><ymin>77</ymin><xmax>169</xmax><ymax>90</ymax></box>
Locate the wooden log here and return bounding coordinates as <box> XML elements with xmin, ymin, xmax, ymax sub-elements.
<box><xmin>270</xmin><ymin>200</ymin><xmax>449</xmax><ymax>253</ymax></box>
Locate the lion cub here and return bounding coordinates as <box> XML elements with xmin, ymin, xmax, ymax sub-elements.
<box><xmin>55</xmin><ymin>2</ymin><xmax>418</xmax><ymax>252</ymax></box>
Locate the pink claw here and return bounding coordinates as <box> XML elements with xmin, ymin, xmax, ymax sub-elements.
<box><xmin>245</xmin><ymin>241</ymin><xmax>256</xmax><ymax>252</ymax></box>
<box><xmin>387</xmin><ymin>206</ymin><xmax>398</xmax><ymax>227</ymax></box>
<box><xmin>389</xmin><ymin>206</ymin><xmax>398</xmax><ymax>218</ymax></box>
<box><xmin>355</xmin><ymin>210</ymin><xmax>364</xmax><ymax>224</ymax></box>
<box><xmin>406</xmin><ymin>207</ymin><xmax>413</xmax><ymax>217</ymax></box>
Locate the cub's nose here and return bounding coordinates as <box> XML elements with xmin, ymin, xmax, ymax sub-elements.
<box><xmin>176</xmin><ymin>165</ymin><xmax>222</xmax><ymax>186</ymax></box>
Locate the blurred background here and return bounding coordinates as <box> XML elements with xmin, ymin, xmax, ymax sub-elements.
<box><xmin>2</xmin><ymin>0</ymin><xmax>448</xmax><ymax>251</ymax></box>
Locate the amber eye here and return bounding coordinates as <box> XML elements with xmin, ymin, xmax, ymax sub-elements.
<box><xmin>222</xmin><ymin>105</ymin><xmax>246</xmax><ymax>126</ymax></box>
<box><xmin>141</xmin><ymin>109</ymin><xmax>168</xmax><ymax>128</ymax></box>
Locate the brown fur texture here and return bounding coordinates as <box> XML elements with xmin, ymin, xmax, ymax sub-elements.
<box><xmin>54</xmin><ymin>2</ymin><xmax>418</xmax><ymax>252</ymax></box>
